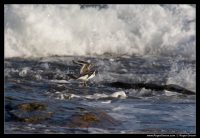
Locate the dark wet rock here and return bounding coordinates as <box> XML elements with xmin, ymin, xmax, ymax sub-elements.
<box><xmin>106</xmin><ymin>82</ymin><xmax>195</xmax><ymax>95</ymax></box>
<box><xmin>68</xmin><ymin>113</ymin><xmax>99</xmax><ymax>128</ymax></box>
<box><xmin>165</xmin><ymin>84</ymin><xmax>195</xmax><ymax>95</ymax></box>
<box><xmin>10</xmin><ymin>110</ymin><xmax>53</xmax><ymax>123</ymax></box>
<box><xmin>17</xmin><ymin>102</ymin><xmax>47</xmax><ymax>111</ymax></box>
<box><xmin>66</xmin><ymin>108</ymin><xmax>119</xmax><ymax>128</ymax></box>
<box><xmin>8</xmin><ymin>102</ymin><xmax>54</xmax><ymax>123</ymax></box>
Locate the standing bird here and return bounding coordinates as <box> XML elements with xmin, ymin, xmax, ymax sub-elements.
<box><xmin>68</xmin><ymin>60</ymin><xmax>96</xmax><ymax>86</ymax></box>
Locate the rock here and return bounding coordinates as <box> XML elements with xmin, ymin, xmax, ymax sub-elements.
<box><xmin>66</xmin><ymin>108</ymin><xmax>119</xmax><ymax>128</ymax></box>
<box><xmin>9</xmin><ymin>102</ymin><xmax>53</xmax><ymax>123</ymax></box>
<box><xmin>106</xmin><ymin>82</ymin><xmax>195</xmax><ymax>95</ymax></box>
<box><xmin>82</xmin><ymin>113</ymin><xmax>99</xmax><ymax>122</ymax></box>
<box><xmin>17</xmin><ymin>102</ymin><xmax>47</xmax><ymax>111</ymax></box>
<box><xmin>67</xmin><ymin>113</ymin><xmax>99</xmax><ymax>128</ymax></box>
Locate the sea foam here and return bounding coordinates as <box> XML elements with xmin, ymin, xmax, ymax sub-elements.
<box><xmin>5</xmin><ymin>4</ymin><xmax>195</xmax><ymax>59</ymax></box>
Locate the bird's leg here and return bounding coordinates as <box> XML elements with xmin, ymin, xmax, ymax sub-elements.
<box><xmin>79</xmin><ymin>81</ymin><xmax>87</xmax><ymax>87</ymax></box>
<box><xmin>83</xmin><ymin>81</ymin><xmax>87</xmax><ymax>87</ymax></box>
<box><xmin>80</xmin><ymin>82</ymin><xmax>84</xmax><ymax>86</ymax></box>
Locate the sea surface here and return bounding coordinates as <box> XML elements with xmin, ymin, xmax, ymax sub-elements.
<box><xmin>4</xmin><ymin>4</ymin><xmax>196</xmax><ymax>134</ymax></box>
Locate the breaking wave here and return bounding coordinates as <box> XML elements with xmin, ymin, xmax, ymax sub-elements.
<box><xmin>5</xmin><ymin>4</ymin><xmax>195</xmax><ymax>59</ymax></box>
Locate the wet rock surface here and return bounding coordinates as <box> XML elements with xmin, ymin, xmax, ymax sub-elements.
<box><xmin>8</xmin><ymin>102</ymin><xmax>53</xmax><ymax>123</ymax></box>
<box><xmin>66</xmin><ymin>108</ymin><xmax>119</xmax><ymax>128</ymax></box>
<box><xmin>16</xmin><ymin>103</ymin><xmax>47</xmax><ymax>111</ymax></box>
<box><xmin>106</xmin><ymin>82</ymin><xmax>195</xmax><ymax>95</ymax></box>
<box><xmin>6</xmin><ymin>101</ymin><xmax>119</xmax><ymax>129</ymax></box>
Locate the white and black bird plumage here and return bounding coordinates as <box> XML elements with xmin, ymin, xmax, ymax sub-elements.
<box><xmin>69</xmin><ymin>60</ymin><xmax>96</xmax><ymax>86</ymax></box>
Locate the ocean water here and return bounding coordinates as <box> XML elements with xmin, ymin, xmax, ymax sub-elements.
<box><xmin>4</xmin><ymin>4</ymin><xmax>196</xmax><ymax>134</ymax></box>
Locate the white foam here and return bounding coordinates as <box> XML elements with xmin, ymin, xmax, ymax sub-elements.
<box><xmin>69</xmin><ymin>94</ymin><xmax>81</xmax><ymax>98</ymax></box>
<box><xmin>54</xmin><ymin>91</ymin><xmax>127</xmax><ymax>100</ymax></box>
<box><xmin>55</xmin><ymin>93</ymin><xmax>81</xmax><ymax>100</ymax></box>
<box><xmin>88</xmin><ymin>128</ymin><xmax>110</xmax><ymax>134</ymax></box>
<box><xmin>84</xmin><ymin>91</ymin><xmax>127</xmax><ymax>99</ymax></box>
<box><xmin>5</xmin><ymin>5</ymin><xmax>195</xmax><ymax>59</ymax></box>
<box><xmin>164</xmin><ymin>90</ymin><xmax>178</xmax><ymax>96</ymax></box>
<box><xmin>85</xmin><ymin>93</ymin><xmax>108</xmax><ymax>99</ymax></box>
<box><xmin>19</xmin><ymin>67</ymin><xmax>30</xmax><ymax>77</ymax></box>
<box><xmin>101</xmin><ymin>100</ymin><xmax>111</xmax><ymax>104</ymax></box>
<box><xmin>167</xmin><ymin>61</ymin><xmax>196</xmax><ymax>92</ymax></box>
<box><xmin>110</xmin><ymin>91</ymin><xmax>127</xmax><ymax>99</ymax></box>
<box><xmin>49</xmin><ymin>80</ymin><xmax>69</xmax><ymax>83</ymax></box>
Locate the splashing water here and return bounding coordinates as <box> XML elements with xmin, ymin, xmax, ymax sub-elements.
<box><xmin>5</xmin><ymin>5</ymin><xmax>195</xmax><ymax>59</ymax></box>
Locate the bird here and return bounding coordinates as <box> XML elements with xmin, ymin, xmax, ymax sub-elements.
<box><xmin>68</xmin><ymin>60</ymin><xmax>96</xmax><ymax>86</ymax></box>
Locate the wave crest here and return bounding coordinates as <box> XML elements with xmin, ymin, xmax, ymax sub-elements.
<box><xmin>5</xmin><ymin>5</ymin><xmax>196</xmax><ymax>59</ymax></box>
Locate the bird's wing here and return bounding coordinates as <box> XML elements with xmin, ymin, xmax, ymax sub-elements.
<box><xmin>73</xmin><ymin>60</ymin><xmax>89</xmax><ymax>65</ymax></box>
<box><xmin>72</xmin><ymin>60</ymin><xmax>92</xmax><ymax>74</ymax></box>
<box><xmin>72</xmin><ymin>60</ymin><xmax>82</xmax><ymax>66</ymax></box>
<box><xmin>80</xmin><ymin>64</ymin><xmax>90</xmax><ymax>74</ymax></box>
<box><xmin>77</xmin><ymin>60</ymin><xmax>90</xmax><ymax>65</ymax></box>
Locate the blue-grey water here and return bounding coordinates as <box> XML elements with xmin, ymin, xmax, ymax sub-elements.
<box><xmin>4</xmin><ymin>56</ymin><xmax>196</xmax><ymax>134</ymax></box>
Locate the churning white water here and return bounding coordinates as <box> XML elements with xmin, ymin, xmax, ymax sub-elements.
<box><xmin>4</xmin><ymin>4</ymin><xmax>195</xmax><ymax>59</ymax></box>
